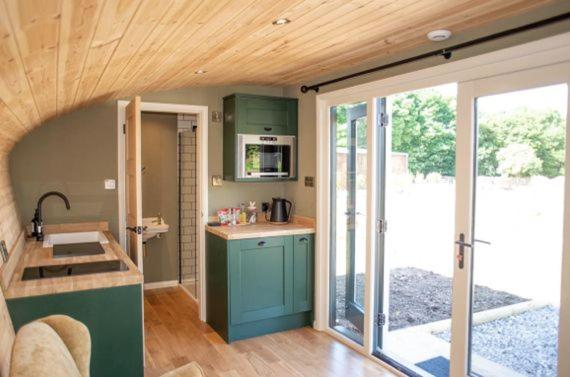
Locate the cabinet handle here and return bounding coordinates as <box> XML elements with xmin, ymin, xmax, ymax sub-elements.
<box><xmin>299</xmin><ymin>237</ymin><xmax>308</xmax><ymax>242</ymax></box>
<box><xmin>264</xmin><ymin>127</ymin><xmax>272</xmax><ymax>132</ymax></box>
<box><xmin>258</xmin><ymin>241</ymin><xmax>266</xmax><ymax>247</ymax></box>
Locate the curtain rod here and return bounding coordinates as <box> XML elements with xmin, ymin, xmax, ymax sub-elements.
<box><xmin>300</xmin><ymin>12</ymin><xmax>570</xmax><ymax>93</ymax></box>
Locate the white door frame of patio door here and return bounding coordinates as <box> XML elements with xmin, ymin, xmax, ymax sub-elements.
<box><xmin>117</xmin><ymin>100</ymin><xmax>209</xmax><ymax>322</ymax></box>
<box><xmin>315</xmin><ymin>32</ymin><xmax>570</xmax><ymax>375</ymax></box>
<box><xmin>451</xmin><ymin>61</ymin><xmax>570</xmax><ymax>377</ymax></box>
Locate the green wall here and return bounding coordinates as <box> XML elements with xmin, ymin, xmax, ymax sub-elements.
<box><xmin>141</xmin><ymin>112</ymin><xmax>179</xmax><ymax>283</ymax></box>
<box><xmin>9</xmin><ymin>85</ymin><xmax>288</xmax><ymax>240</ymax></box>
<box><xmin>10</xmin><ymin>102</ymin><xmax>120</xmax><ymax>240</ymax></box>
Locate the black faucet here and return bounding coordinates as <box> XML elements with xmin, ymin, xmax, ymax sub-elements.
<box><xmin>31</xmin><ymin>191</ymin><xmax>71</xmax><ymax>241</ymax></box>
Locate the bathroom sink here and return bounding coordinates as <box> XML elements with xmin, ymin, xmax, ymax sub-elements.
<box><xmin>143</xmin><ymin>217</ymin><xmax>169</xmax><ymax>242</ymax></box>
<box><xmin>43</xmin><ymin>231</ymin><xmax>109</xmax><ymax>248</ymax></box>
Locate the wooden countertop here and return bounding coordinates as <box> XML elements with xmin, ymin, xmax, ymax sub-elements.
<box><xmin>206</xmin><ymin>217</ymin><xmax>315</xmax><ymax>240</ymax></box>
<box><xmin>5</xmin><ymin>226</ymin><xmax>142</xmax><ymax>299</ymax></box>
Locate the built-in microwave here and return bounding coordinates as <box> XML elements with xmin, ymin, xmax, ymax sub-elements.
<box><xmin>237</xmin><ymin>134</ymin><xmax>296</xmax><ymax>179</ymax></box>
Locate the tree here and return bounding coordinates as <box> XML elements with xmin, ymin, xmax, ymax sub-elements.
<box><xmin>334</xmin><ymin>91</ymin><xmax>565</xmax><ymax>179</ymax></box>
<box><xmin>333</xmin><ymin>104</ymin><xmax>367</xmax><ymax>149</ymax></box>
<box><xmin>478</xmin><ymin>109</ymin><xmax>565</xmax><ymax>178</ymax></box>
<box><xmin>391</xmin><ymin>90</ymin><xmax>456</xmax><ymax>176</ymax></box>
<box><xmin>497</xmin><ymin>143</ymin><xmax>542</xmax><ymax>177</ymax></box>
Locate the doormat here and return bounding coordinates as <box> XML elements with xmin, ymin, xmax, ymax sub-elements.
<box><xmin>415</xmin><ymin>356</ymin><xmax>449</xmax><ymax>377</ymax></box>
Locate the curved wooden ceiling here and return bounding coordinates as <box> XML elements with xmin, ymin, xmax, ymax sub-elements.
<box><xmin>0</xmin><ymin>0</ymin><xmax>555</xmax><ymax>148</ymax></box>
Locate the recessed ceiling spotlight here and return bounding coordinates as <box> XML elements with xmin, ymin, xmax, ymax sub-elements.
<box><xmin>427</xmin><ymin>29</ymin><xmax>452</xmax><ymax>42</ymax></box>
<box><xmin>195</xmin><ymin>69</ymin><xmax>207</xmax><ymax>74</ymax></box>
<box><xmin>272</xmin><ymin>18</ymin><xmax>290</xmax><ymax>26</ymax></box>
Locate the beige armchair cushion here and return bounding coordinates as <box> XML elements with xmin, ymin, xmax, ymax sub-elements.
<box><xmin>36</xmin><ymin>315</ymin><xmax>91</xmax><ymax>377</ymax></box>
<box><xmin>10</xmin><ymin>315</ymin><xmax>90</xmax><ymax>377</ymax></box>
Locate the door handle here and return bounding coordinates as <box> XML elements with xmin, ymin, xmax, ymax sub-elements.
<box><xmin>299</xmin><ymin>237</ymin><xmax>308</xmax><ymax>242</ymax></box>
<box><xmin>264</xmin><ymin>127</ymin><xmax>272</xmax><ymax>132</ymax></box>
<box><xmin>258</xmin><ymin>241</ymin><xmax>266</xmax><ymax>247</ymax></box>
<box><xmin>455</xmin><ymin>233</ymin><xmax>470</xmax><ymax>269</ymax></box>
<box><xmin>455</xmin><ymin>234</ymin><xmax>492</xmax><ymax>269</ymax></box>
<box><xmin>474</xmin><ymin>239</ymin><xmax>491</xmax><ymax>245</ymax></box>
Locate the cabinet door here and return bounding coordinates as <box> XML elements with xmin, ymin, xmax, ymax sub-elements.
<box><xmin>293</xmin><ymin>234</ymin><xmax>314</xmax><ymax>313</ymax></box>
<box><xmin>236</xmin><ymin>95</ymin><xmax>297</xmax><ymax>135</ymax></box>
<box><xmin>229</xmin><ymin>237</ymin><xmax>293</xmax><ymax>324</ymax></box>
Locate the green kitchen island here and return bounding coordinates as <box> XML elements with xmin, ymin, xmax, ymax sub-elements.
<box><xmin>206</xmin><ymin>220</ymin><xmax>315</xmax><ymax>343</ymax></box>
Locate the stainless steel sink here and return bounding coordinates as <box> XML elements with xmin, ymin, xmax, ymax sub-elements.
<box><xmin>22</xmin><ymin>260</ymin><xmax>128</xmax><ymax>281</ymax></box>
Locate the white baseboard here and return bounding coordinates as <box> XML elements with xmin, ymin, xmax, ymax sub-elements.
<box><xmin>144</xmin><ymin>280</ymin><xmax>179</xmax><ymax>290</ymax></box>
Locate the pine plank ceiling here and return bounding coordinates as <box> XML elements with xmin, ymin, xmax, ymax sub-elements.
<box><xmin>0</xmin><ymin>0</ymin><xmax>557</xmax><ymax>148</ymax></box>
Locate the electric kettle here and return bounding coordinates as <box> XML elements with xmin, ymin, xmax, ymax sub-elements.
<box><xmin>266</xmin><ymin>198</ymin><xmax>293</xmax><ymax>224</ymax></box>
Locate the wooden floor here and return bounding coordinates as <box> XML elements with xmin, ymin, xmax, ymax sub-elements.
<box><xmin>144</xmin><ymin>287</ymin><xmax>396</xmax><ymax>377</ymax></box>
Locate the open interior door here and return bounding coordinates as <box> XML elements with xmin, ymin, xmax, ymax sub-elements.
<box><xmin>125</xmin><ymin>96</ymin><xmax>143</xmax><ymax>272</ymax></box>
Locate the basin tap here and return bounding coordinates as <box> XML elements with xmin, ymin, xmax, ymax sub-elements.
<box><xmin>31</xmin><ymin>191</ymin><xmax>71</xmax><ymax>241</ymax></box>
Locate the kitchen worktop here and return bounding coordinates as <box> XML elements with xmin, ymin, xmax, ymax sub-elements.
<box><xmin>5</xmin><ymin>223</ymin><xmax>142</xmax><ymax>299</ymax></box>
<box><xmin>205</xmin><ymin>216</ymin><xmax>315</xmax><ymax>240</ymax></box>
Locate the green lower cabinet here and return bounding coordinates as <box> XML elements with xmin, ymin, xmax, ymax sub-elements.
<box><xmin>206</xmin><ymin>232</ymin><xmax>314</xmax><ymax>343</ymax></box>
<box><xmin>7</xmin><ymin>284</ymin><xmax>144</xmax><ymax>377</ymax></box>
<box><xmin>293</xmin><ymin>235</ymin><xmax>314</xmax><ymax>313</ymax></box>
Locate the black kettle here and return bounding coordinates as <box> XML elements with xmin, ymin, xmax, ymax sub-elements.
<box><xmin>266</xmin><ymin>198</ymin><xmax>293</xmax><ymax>224</ymax></box>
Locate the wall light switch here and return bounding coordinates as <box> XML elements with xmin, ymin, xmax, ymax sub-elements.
<box><xmin>104</xmin><ymin>179</ymin><xmax>116</xmax><ymax>190</ymax></box>
<box><xmin>212</xmin><ymin>111</ymin><xmax>222</xmax><ymax>123</ymax></box>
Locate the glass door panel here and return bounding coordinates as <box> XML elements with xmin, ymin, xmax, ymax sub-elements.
<box><xmin>376</xmin><ymin>84</ymin><xmax>457</xmax><ymax>376</ymax></box>
<box><xmin>330</xmin><ymin>102</ymin><xmax>368</xmax><ymax>344</ymax></box>
<box><xmin>469</xmin><ymin>84</ymin><xmax>568</xmax><ymax>377</ymax></box>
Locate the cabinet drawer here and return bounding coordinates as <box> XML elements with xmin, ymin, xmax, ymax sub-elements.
<box><xmin>240</xmin><ymin>236</ymin><xmax>285</xmax><ymax>250</ymax></box>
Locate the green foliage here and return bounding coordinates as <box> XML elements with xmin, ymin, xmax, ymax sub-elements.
<box><xmin>391</xmin><ymin>90</ymin><xmax>456</xmax><ymax>176</ymax></box>
<box><xmin>333</xmin><ymin>103</ymin><xmax>367</xmax><ymax>149</ymax></box>
<box><xmin>334</xmin><ymin>91</ymin><xmax>565</xmax><ymax>178</ymax></box>
<box><xmin>477</xmin><ymin>109</ymin><xmax>565</xmax><ymax>178</ymax></box>
<box><xmin>497</xmin><ymin>143</ymin><xmax>542</xmax><ymax>177</ymax></box>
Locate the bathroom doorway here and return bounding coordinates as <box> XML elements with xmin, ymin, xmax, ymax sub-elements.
<box><xmin>117</xmin><ymin>100</ymin><xmax>209</xmax><ymax>320</ymax></box>
<box><xmin>139</xmin><ymin>112</ymin><xmax>199</xmax><ymax>300</ymax></box>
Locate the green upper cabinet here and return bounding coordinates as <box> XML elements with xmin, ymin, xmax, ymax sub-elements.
<box><xmin>223</xmin><ymin>93</ymin><xmax>298</xmax><ymax>182</ymax></box>
<box><xmin>226</xmin><ymin>93</ymin><xmax>298</xmax><ymax>136</ymax></box>
<box><xmin>237</xmin><ymin>95</ymin><xmax>297</xmax><ymax>135</ymax></box>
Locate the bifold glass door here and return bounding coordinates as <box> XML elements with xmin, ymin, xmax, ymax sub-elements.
<box><xmin>375</xmin><ymin>84</ymin><xmax>458</xmax><ymax>376</ymax></box>
<box><xmin>328</xmin><ymin>62</ymin><xmax>570</xmax><ymax>377</ymax></box>
<box><xmin>465</xmin><ymin>83</ymin><xmax>568</xmax><ymax>377</ymax></box>
<box><xmin>330</xmin><ymin>102</ymin><xmax>368</xmax><ymax>344</ymax></box>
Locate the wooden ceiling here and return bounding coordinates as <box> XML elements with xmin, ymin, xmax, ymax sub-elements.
<box><xmin>0</xmin><ymin>0</ymin><xmax>556</xmax><ymax>146</ymax></box>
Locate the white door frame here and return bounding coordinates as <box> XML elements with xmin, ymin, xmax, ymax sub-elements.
<box><xmin>451</xmin><ymin>61</ymin><xmax>570</xmax><ymax>376</ymax></box>
<box><xmin>117</xmin><ymin>100</ymin><xmax>209</xmax><ymax>321</ymax></box>
<box><xmin>315</xmin><ymin>32</ymin><xmax>570</xmax><ymax>374</ymax></box>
